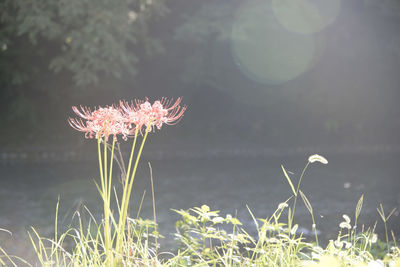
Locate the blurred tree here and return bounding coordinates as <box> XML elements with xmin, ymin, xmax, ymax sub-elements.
<box><xmin>0</xmin><ymin>0</ymin><xmax>167</xmax><ymax>87</ymax></box>
<box><xmin>0</xmin><ymin>0</ymin><xmax>167</xmax><ymax>144</ymax></box>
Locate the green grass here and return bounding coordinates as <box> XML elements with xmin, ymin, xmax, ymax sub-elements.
<box><xmin>1</xmin><ymin>153</ymin><xmax>399</xmax><ymax>266</ymax></box>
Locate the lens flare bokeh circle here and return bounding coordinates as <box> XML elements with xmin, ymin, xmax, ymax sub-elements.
<box><xmin>231</xmin><ymin>0</ymin><xmax>317</xmax><ymax>84</ymax></box>
<box><xmin>272</xmin><ymin>0</ymin><xmax>341</xmax><ymax>34</ymax></box>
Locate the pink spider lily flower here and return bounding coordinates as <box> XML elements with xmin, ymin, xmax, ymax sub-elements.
<box><xmin>120</xmin><ymin>99</ymin><xmax>145</xmax><ymax>133</ymax></box>
<box><xmin>151</xmin><ymin>97</ymin><xmax>186</xmax><ymax>130</ymax></box>
<box><xmin>68</xmin><ymin>105</ymin><xmax>129</xmax><ymax>141</ymax></box>
<box><xmin>120</xmin><ymin>97</ymin><xmax>186</xmax><ymax>134</ymax></box>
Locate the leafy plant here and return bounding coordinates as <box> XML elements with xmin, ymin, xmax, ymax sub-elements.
<box><xmin>1</xmin><ymin>151</ymin><xmax>400</xmax><ymax>266</ymax></box>
<box><xmin>0</xmin><ymin>0</ymin><xmax>167</xmax><ymax>87</ymax></box>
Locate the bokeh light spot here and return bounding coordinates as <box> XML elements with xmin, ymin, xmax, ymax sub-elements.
<box><xmin>272</xmin><ymin>0</ymin><xmax>341</xmax><ymax>34</ymax></box>
<box><xmin>231</xmin><ymin>0</ymin><xmax>316</xmax><ymax>84</ymax></box>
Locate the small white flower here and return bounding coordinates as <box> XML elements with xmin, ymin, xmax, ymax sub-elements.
<box><xmin>339</xmin><ymin>222</ymin><xmax>351</xmax><ymax>229</ymax></box>
<box><xmin>1</xmin><ymin>43</ymin><xmax>7</xmax><ymax>51</ymax></box>
<box><xmin>342</xmin><ymin>214</ymin><xmax>351</xmax><ymax>224</ymax></box>
<box><xmin>308</xmin><ymin>154</ymin><xmax>328</xmax><ymax>164</ymax></box>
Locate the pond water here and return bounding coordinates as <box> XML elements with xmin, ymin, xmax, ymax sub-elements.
<box><xmin>1</xmin><ymin>153</ymin><xmax>399</xmax><ymax>262</ymax></box>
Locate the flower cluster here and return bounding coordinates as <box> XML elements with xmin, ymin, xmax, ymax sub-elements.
<box><xmin>68</xmin><ymin>98</ymin><xmax>186</xmax><ymax>141</ymax></box>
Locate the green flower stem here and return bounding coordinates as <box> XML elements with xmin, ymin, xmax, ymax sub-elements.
<box><xmin>290</xmin><ymin>161</ymin><xmax>310</xmax><ymax>227</ymax></box>
<box><xmin>311</xmin><ymin>214</ymin><xmax>319</xmax><ymax>247</ymax></box>
<box><xmin>97</xmin><ymin>137</ymin><xmax>105</xmax><ymax>196</ymax></box>
<box><xmin>119</xmin><ymin>128</ymin><xmax>139</xmax><ymax>216</ymax></box>
<box><xmin>103</xmin><ymin>131</ymin><xmax>113</xmax><ymax>265</ymax></box>
<box><xmin>108</xmin><ymin>138</ymin><xmax>116</xmax><ymax>214</ymax></box>
<box><xmin>124</xmin><ymin>125</ymin><xmax>151</xmax><ymax>219</ymax></box>
<box><xmin>116</xmin><ymin>127</ymin><xmax>139</xmax><ymax>252</ymax></box>
<box><xmin>117</xmin><ymin>124</ymin><xmax>150</xmax><ymax>254</ymax></box>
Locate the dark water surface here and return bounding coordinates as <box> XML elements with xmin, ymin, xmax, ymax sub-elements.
<box><xmin>1</xmin><ymin>153</ymin><xmax>399</xmax><ymax>262</ymax></box>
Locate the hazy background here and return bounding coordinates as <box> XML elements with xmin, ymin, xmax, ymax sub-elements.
<box><xmin>0</xmin><ymin>0</ymin><xmax>400</xmax><ymax>261</ymax></box>
<box><xmin>1</xmin><ymin>0</ymin><xmax>400</xmax><ymax>148</ymax></box>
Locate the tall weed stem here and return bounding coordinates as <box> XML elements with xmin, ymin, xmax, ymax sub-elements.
<box><xmin>290</xmin><ymin>161</ymin><xmax>310</xmax><ymax>228</ymax></box>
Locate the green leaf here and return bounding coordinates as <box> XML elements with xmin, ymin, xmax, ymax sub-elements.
<box><xmin>377</xmin><ymin>204</ymin><xmax>386</xmax><ymax>222</ymax></box>
<box><xmin>299</xmin><ymin>190</ymin><xmax>313</xmax><ymax>214</ymax></box>
<box><xmin>281</xmin><ymin>165</ymin><xmax>297</xmax><ymax>196</ymax></box>
<box><xmin>229</xmin><ymin>218</ymin><xmax>242</xmax><ymax>225</ymax></box>
<box><xmin>201</xmin><ymin>205</ymin><xmax>210</xmax><ymax>212</ymax></box>
<box><xmin>387</xmin><ymin>207</ymin><xmax>397</xmax><ymax>221</ymax></box>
